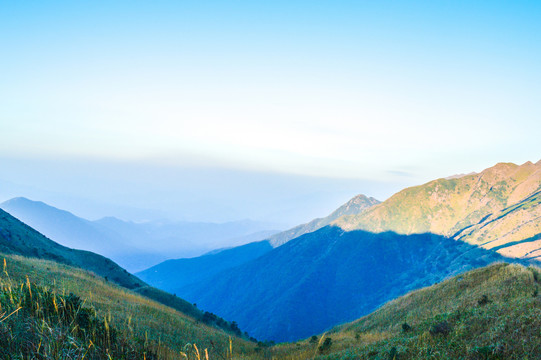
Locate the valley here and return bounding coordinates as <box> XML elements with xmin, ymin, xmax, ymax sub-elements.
<box><xmin>1</xmin><ymin>160</ymin><xmax>539</xmax><ymax>358</ymax></box>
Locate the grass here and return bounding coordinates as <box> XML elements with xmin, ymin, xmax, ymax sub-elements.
<box><xmin>0</xmin><ymin>253</ymin><xmax>256</xmax><ymax>359</ymax></box>
<box><xmin>334</xmin><ymin>161</ymin><xmax>541</xmax><ymax>254</ymax></box>
<box><xmin>2</xmin><ymin>252</ymin><xmax>541</xmax><ymax>359</ymax></box>
<box><xmin>263</xmin><ymin>262</ymin><xmax>541</xmax><ymax>360</ymax></box>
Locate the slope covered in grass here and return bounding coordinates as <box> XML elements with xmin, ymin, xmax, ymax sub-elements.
<box><xmin>0</xmin><ymin>253</ymin><xmax>255</xmax><ymax>359</ymax></box>
<box><xmin>266</xmin><ymin>263</ymin><xmax>541</xmax><ymax>359</ymax></box>
<box><xmin>334</xmin><ymin>161</ymin><xmax>541</xmax><ymax>259</ymax></box>
<box><xmin>0</xmin><ymin>208</ymin><xmax>243</xmax><ymax>336</ymax></box>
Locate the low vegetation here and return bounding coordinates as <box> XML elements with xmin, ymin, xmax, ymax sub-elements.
<box><xmin>0</xmin><ymin>253</ymin><xmax>255</xmax><ymax>359</ymax></box>
<box><xmin>266</xmin><ymin>262</ymin><xmax>541</xmax><ymax>359</ymax></box>
<box><xmin>0</xmin><ymin>207</ymin><xmax>244</xmax><ymax>337</ymax></box>
<box><xmin>2</xmin><ymin>254</ymin><xmax>541</xmax><ymax>359</ymax></box>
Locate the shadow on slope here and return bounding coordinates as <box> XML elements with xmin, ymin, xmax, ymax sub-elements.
<box><xmin>266</xmin><ymin>263</ymin><xmax>541</xmax><ymax>360</ymax></box>
<box><xmin>137</xmin><ymin>240</ymin><xmax>273</xmax><ymax>292</ymax></box>
<box><xmin>176</xmin><ymin>226</ymin><xmax>519</xmax><ymax>342</ymax></box>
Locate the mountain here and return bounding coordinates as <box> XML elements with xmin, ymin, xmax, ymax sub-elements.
<box><xmin>0</xmin><ymin>197</ymin><xmax>131</xmax><ymax>257</ymax></box>
<box><xmin>334</xmin><ymin>161</ymin><xmax>541</xmax><ymax>259</ymax></box>
<box><xmin>0</xmin><ymin>208</ymin><xmax>242</xmax><ymax>334</ymax></box>
<box><xmin>174</xmin><ymin>226</ymin><xmax>509</xmax><ymax>342</ymax></box>
<box><xmin>269</xmin><ymin>263</ymin><xmax>541</xmax><ymax>360</ymax></box>
<box><xmin>144</xmin><ymin>161</ymin><xmax>539</xmax><ymax>342</ymax></box>
<box><xmin>0</xmin><ymin>207</ymin><xmax>142</xmax><ymax>290</ymax></box>
<box><xmin>0</xmin><ymin>197</ymin><xmax>280</xmax><ymax>271</ymax></box>
<box><xmin>138</xmin><ymin>193</ymin><xmax>379</xmax><ymax>296</ymax></box>
<box><xmin>268</xmin><ymin>194</ymin><xmax>380</xmax><ymax>247</ymax></box>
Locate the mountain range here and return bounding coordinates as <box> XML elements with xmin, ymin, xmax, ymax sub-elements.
<box><xmin>1</xmin><ymin>160</ymin><xmax>539</xmax><ymax>347</ymax></box>
<box><xmin>0</xmin><ymin>197</ymin><xmax>280</xmax><ymax>271</ymax></box>
<box><xmin>137</xmin><ymin>194</ymin><xmax>380</xmax><ymax>293</ymax></box>
<box><xmin>139</xmin><ymin>161</ymin><xmax>539</xmax><ymax>341</ymax></box>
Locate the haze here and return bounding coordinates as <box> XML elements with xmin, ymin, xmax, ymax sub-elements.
<box><xmin>1</xmin><ymin>1</ymin><xmax>539</xmax><ymax>223</ymax></box>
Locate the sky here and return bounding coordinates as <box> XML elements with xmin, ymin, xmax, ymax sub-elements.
<box><xmin>0</xmin><ymin>1</ymin><xmax>540</xmax><ymax>224</ymax></box>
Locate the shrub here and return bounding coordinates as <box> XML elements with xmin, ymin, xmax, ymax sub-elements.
<box><xmin>388</xmin><ymin>346</ymin><xmax>398</xmax><ymax>360</ymax></box>
<box><xmin>429</xmin><ymin>321</ymin><xmax>452</xmax><ymax>336</ymax></box>
<box><xmin>318</xmin><ymin>337</ymin><xmax>332</xmax><ymax>354</ymax></box>
<box><xmin>401</xmin><ymin>322</ymin><xmax>412</xmax><ymax>332</ymax></box>
<box><xmin>478</xmin><ymin>295</ymin><xmax>491</xmax><ymax>306</ymax></box>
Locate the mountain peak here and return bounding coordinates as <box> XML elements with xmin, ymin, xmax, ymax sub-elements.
<box><xmin>267</xmin><ymin>193</ymin><xmax>380</xmax><ymax>247</ymax></box>
<box><xmin>333</xmin><ymin>161</ymin><xmax>541</xmax><ymax>242</ymax></box>
<box><xmin>2</xmin><ymin>196</ymin><xmax>38</xmax><ymax>205</ymax></box>
<box><xmin>329</xmin><ymin>194</ymin><xmax>380</xmax><ymax>219</ymax></box>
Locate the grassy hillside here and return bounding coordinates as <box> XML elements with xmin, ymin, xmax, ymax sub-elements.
<box><xmin>268</xmin><ymin>194</ymin><xmax>380</xmax><ymax>247</ymax></box>
<box><xmin>0</xmin><ymin>208</ymin><xmax>143</xmax><ymax>290</ymax></box>
<box><xmin>0</xmin><ymin>208</ymin><xmax>243</xmax><ymax>336</ymax></box>
<box><xmin>0</xmin><ymin>197</ymin><xmax>134</xmax><ymax>262</ymax></box>
<box><xmin>267</xmin><ymin>263</ymin><xmax>541</xmax><ymax>360</ymax></box>
<box><xmin>3</xmin><ymin>253</ymin><xmax>540</xmax><ymax>359</ymax></box>
<box><xmin>0</xmin><ymin>253</ymin><xmax>254</xmax><ymax>359</ymax></box>
<box><xmin>456</xmin><ymin>190</ymin><xmax>541</xmax><ymax>259</ymax></box>
<box><xmin>335</xmin><ymin>161</ymin><xmax>541</xmax><ymax>259</ymax></box>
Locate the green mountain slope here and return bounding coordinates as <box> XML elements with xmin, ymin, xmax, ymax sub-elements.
<box><xmin>268</xmin><ymin>194</ymin><xmax>380</xmax><ymax>247</ymax></box>
<box><xmin>335</xmin><ymin>161</ymin><xmax>541</xmax><ymax>259</ymax></box>
<box><xmin>0</xmin><ymin>208</ymin><xmax>242</xmax><ymax>335</ymax></box>
<box><xmin>0</xmin><ymin>208</ymin><xmax>143</xmax><ymax>290</ymax></box>
<box><xmin>0</xmin><ymin>253</ymin><xmax>254</xmax><ymax>359</ymax></box>
<box><xmin>269</xmin><ymin>263</ymin><xmax>541</xmax><ymax>359</ymax></box>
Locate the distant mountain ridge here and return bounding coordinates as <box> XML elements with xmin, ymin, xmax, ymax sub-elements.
<box><xmin>0</xmin><ymin>197</ymin><xmax>133</xmax><ymax>258</ymax></box>
<box><xmin>138</xmin><ymin>193</ymin><xmax>380</xmax><ymax>299</ymax></box>
<box><xmin>0</xmin><ymin>197</ymin><xmax>280</xmax><ymax>271</ymax></box>
<box><xmin>137</xmin><ymin>241</ymin><xmax>273</xmax><ymax>293</ymax></box>
<box><xmin>0</xmin><ymin>207</ymin><xmax>142</xmax><ymax>289</ymax></box>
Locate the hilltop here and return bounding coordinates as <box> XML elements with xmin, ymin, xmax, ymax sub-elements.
<box><xmin>335</xmin><ymin>161</ymin><xmax>541</xmax><ymax>260</ymax></box>
<box><xmin>268</xmin><ymin>194</ymin><xmax>380</xmax><ymax>247</ymax></box>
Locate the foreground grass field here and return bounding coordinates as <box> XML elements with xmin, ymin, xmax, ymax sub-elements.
<box><xmin>0</xmin><ymin>253</ymin><xmax>255</xmax><ymax>359</ymax></box>
<box><xmin>2</xmin><ymin>252</ymin><xmax>541</xmax><ymax>359</ymax></box>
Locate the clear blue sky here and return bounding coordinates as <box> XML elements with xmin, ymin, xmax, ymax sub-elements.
<box><xmin>0</xmin><ymin>1</ymin><xmax>540</xmax><ymax>222</ymax></box>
